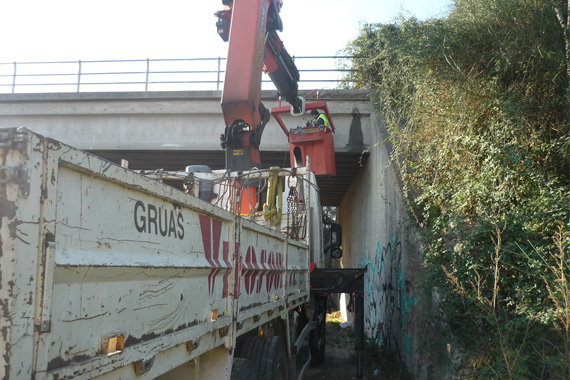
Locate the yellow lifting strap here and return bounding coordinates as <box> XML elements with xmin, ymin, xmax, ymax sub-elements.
<box><xmin>263</xmin><ymin>166</ymin><xmax>283</xmax><ymax>226</ymax></box>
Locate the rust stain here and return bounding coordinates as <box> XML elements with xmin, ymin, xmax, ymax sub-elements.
<box><xmin>0</xmin><ymin>236</ymin><xmax>2</xmax><ymax>283</ymax></box>
<box><xmin>61</xmin><ymin>312</ymin><xmax>109</xmax><ymax>323</ymax></box>
<box><xmin>139</xmin><ymin>281</ymin><xmax>175</xmax><ymax>300</ymax></box>
<box><xmin>7</xmin><ymin>280</ymin><xmax>14</xmax><ymax>298</ymax></box>
<box><xmin>239</xmin><ymin>301</ymin><xmax>263</xmax><ymax>312</ymax></box>
<box><xmin>0</xmin><ymin>194</ymin><xmax>17</xmax><ymax>237</ymax></box>
<box><xmin>124</xmin><ymin>320</ymin><xmax>200</xmax><ymax>347</ymax></box>
<box><xmin>9</xmin><ymin>220</ymin><xmax>31</xmax><ymax>246</ymax></box>
<box><xmin>2</xmin><ymin>325</ymin><xmax>10</xmax><ymax>380</ymax></box>
<box><xmin>64</xmin><ymin>345</ymin><xmax>77</xmax><ymax>356</ymax></box>
<box><xmin>101</xmin><ymin>162</ymin><xmax>113</xmax><ymax>175</ymax></box>
<box><xmin>47</xmin><ymin>353</ymin><xmax>91</xmax><ymax>372</ymax></box>
<box><xmin>46</xmin><ymin>138</ymin><xmax>65</xmax><ymax>152</ymax></box>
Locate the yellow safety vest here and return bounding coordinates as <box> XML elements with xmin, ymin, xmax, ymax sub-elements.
<box><xmin>317</xmin><ymin>114</ymin><xmax>330</xmax><ymax>130</ymax></box>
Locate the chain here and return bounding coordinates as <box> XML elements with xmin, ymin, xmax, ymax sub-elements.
<box><xmin>286</xmin><ymin>177</ymin><xmax>307</xmax><ymax>239</ymax></box>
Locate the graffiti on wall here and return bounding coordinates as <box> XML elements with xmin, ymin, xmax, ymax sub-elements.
<box><xmin>359</xmin><ymin>235</ymin><xmax>418</xmax><ymax>357</ymax></box>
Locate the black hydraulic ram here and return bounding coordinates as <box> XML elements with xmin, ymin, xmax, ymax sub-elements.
<box><xmin>310</xmin><ymin>268</ymin><xmax>367</xmax><ymax>379</ymax></box>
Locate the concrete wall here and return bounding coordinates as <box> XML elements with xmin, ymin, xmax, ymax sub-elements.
<box><xmin>338</xmin><ymin>92</ymin><xmax>452</xmax><ymax>379</ymax></box>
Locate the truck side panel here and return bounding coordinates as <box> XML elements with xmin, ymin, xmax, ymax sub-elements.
<box><xmin>237</xmin><ymin>221</ymin><xmax>309</xmax><ymax>327</ymax></box>
<box><xmin>0</xmin><ymin>128</ymin><xmax>310</xmax><ymax>380</ymax></box>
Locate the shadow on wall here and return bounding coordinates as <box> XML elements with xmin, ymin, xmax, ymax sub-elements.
<box><xmin>359</xmin><ymin>235</ymin><xmax>418</xmax><ymax>362</ymax></box>
<box><xmin>346</xmin><ymin>107</ymin><xmax>364</xmax><ymax>151</ymax></box>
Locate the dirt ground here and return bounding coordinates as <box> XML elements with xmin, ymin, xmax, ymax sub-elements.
<box><xmin>306</xmin><ymin>312</ymin><xmax>410</xmax><ymax>380</ymax></box>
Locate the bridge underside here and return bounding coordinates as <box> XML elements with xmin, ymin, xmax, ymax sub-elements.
<box><xmin>90</xmin><ymin>149</ymin><xmax>368</xmax><ymax>207</ymax></box>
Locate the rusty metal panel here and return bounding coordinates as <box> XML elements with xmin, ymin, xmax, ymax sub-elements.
<box><xmin>38</xmin><ymin>154</ymin><xmax>236</xmax><ymax>379</ymax></box>
<box><xmin>236</xmin><ymin>220</ymin><xmax>309</xmax><ymax>333</ymax></box>
<box><xmin>238</xmin><ymin>222</ymin><xmax>288</xmax><ymax>319</ymax></box>
<box><xmin>286</xmin><ymin>242</ymin><xmax>310</xmax><ymax>299</ymax></box>
<box><xmin>1</xmin><ymin>127</ymin><xmax>312</xmax><ymax>379</ymax></box>
<box><xmin>0</xmin><ymin>128</ymin><xmax>49</xmax><ymax>380</ymax></box>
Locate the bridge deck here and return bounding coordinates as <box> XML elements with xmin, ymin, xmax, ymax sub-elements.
<box><xmin>0</xmin><ymin>89</ymin><xmax>372</xmax><ymax>206</ymax></box>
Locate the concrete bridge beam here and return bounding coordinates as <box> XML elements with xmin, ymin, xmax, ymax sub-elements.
<box><xmin>0</xmin><ymin>89</ymin><xmax>371</xmax><ymax>153</ymax></box>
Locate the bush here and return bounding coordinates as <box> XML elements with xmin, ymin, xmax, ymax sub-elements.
<box><xmin>344</xmin><ymin>0</ymin><xmax>570</xmax><ymax>377</ymax></box>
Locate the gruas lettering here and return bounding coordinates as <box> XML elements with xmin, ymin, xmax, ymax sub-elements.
<box><xmin>134</xmin><ymin>200</ymin><xmax>184</xmax><ymax>239</ymax></box>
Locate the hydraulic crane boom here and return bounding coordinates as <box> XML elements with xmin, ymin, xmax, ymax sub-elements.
<box><xmin>216</xmin><ymin>0</ymin><xmax>303</xmax><ymax>171</ymax></box>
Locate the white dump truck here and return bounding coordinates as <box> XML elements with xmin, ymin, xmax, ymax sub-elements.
<box><xmin>1</xmin><ymin>127</ymin><xmax>369</xmax><ymax>380</ymax></box>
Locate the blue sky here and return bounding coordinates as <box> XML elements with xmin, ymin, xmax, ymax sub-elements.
<box><xmin>1</xmin><ymin>0</ymin><xmax>453</xmax><ymax>63</ymax></box>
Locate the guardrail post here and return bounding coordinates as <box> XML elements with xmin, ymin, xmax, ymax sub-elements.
<box><xmin>12</xmin><ymin>62</ymin><xmax>16</xmax><ymax>94</ymax></box>
<box><xmin>77</xmin><ymin>60</ymin><xmax>82</xmax><ymax>93</ymax></box>
<box><xmin>145</xmin><ymin>58</ymin><xmax>150</xmax><ymax>91</ymax></box>
<box><xmin>216</xmin><ymin>57</ymin><xmax>221</xmax><ymax>91</ymax></box>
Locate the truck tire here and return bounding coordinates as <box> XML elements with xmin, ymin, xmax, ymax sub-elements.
<box><xmin>310</xmin><ymin>301</ymin><xmax>326</xmax><ymax>366</ymax></box>
<box><xmin>231</xmin><ymin>358</ymin><xmax>258</xmax><ymax>380</ymax></box>
<box><xmin>240</xmin><ymin>336</ymin><xmax>289</xmax><ymax>380</ymax></box>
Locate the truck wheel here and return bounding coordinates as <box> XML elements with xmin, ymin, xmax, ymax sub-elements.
<box><xmin>310</xmin><ymin>302</ymin><xmax>326</xmax><ymax>366</ymax></box>
<box><xmin>230</xmin><ymin>358</ymin><xmax>258</xmax><ymax>380</ymax></box>
<box><xmin>240</xmin><ymin>336</ymin><xmax>289</xmax><ymax>380</ymax></box>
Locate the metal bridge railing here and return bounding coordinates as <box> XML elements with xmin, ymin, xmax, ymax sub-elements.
<box><xmin>0</xmin><ymin>56</ymin><xmax>359</xmax><ymax>94</ymax></box>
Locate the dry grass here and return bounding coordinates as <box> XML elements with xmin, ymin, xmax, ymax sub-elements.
<box><xmin>326</xmin><ymin>311</ymin><xmax>346</xmax><ymax>324</ymax></box>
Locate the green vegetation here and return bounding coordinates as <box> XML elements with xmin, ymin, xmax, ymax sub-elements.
<box><xmin>309</xmin><ymin>315</ymin><xmax>410</xmax><ymax>380</ymax></box>
<box><xmin>343</xmin><ymin>0</ymin><xmax>570</xmax><ymax>378</ymax></box>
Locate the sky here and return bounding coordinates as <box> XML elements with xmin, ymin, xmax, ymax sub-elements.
<box><xmin>1</xmin><ymin>0</ymin><xmax>454</xmax><ymax>63</ymax></box>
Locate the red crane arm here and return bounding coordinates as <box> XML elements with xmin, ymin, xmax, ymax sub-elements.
<box><xmin>215</xmin><ymin>0</ymin><xmax>301</xmax><ymax>171</ymax></box>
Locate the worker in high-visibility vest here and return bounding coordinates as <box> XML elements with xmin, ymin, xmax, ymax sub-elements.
<box><xmin>311</xmin><ymin>109</ymin><xmax>330</xmax><ymax>131</ymax></box>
